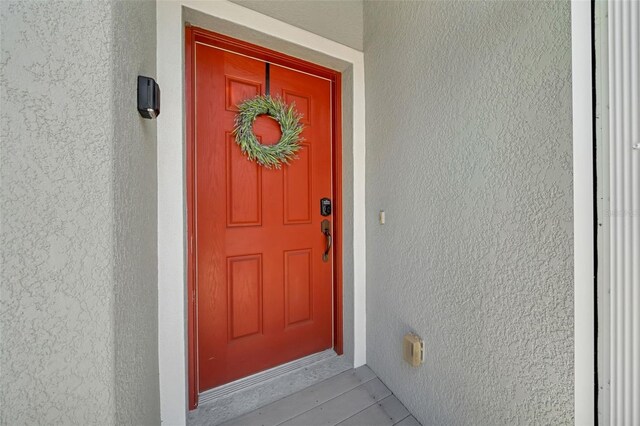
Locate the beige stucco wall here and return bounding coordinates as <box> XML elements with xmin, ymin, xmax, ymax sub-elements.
<box><xmin>229</xmin><ymin>0</ymin><xmax>363</xmax><ymax>51</ymax></box>
<box><xmin>363</xmin><ymin>1</ymin><xmax>574</xmax><ymax>424</ymax></box>
<box><xmin>0</xmin><ymin>1</ymin><xmax>159</xmax><ymax>424</ymax></box>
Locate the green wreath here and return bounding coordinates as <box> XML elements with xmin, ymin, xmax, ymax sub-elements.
<box><xmin>233</xmin><ymin>95</ymin><xmax>304</xmax><ymax>169</ymax></box>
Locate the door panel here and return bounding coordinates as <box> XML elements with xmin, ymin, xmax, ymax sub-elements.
<box><xmin>284</xmin><ymin>249</ymin><xmax>313</xmax><ymax>326</ymax></box>
<box><xmin>226</xmin><ymin>133</ymin><xmax>262</xmax><ymax>227</ymax></box>
<box><xmin>194</xmin><ymin>42</ymin><xmax>334</xmax><ymax>392</ymax></box>
<box><xmin>227</xmin><ymin>254</ymin><xmax>263</xmax><ymax>340</ymax></box>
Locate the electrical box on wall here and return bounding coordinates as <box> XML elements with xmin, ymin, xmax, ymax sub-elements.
<box><xmin>403</xmin><ymin>333</ymin><xmax>424</xmax><ymax>367</ymax></box>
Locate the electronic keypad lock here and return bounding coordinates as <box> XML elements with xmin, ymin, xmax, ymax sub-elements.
<box><xmin>320</xmin><ymin>198</ymin><xmax>332</xmax><ymax>216</ymax></box>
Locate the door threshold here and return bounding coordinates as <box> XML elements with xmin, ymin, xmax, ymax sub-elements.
<box><xmin>198</xmin><ymin>349</ymin><xmax>336</xmax><ymax>405</ymax></box>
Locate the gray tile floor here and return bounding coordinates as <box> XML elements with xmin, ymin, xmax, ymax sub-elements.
<box><xmin>189</xmin><ymin>354</ymin><xmax>353</xmax><ymax>425</ymax></box>
<box><xmin>220</xmin><ymin>366</ymin><xmax>420</xmax><ymax>426</ymax></box>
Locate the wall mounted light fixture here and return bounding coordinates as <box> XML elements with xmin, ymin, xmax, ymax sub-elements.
<box><xmin>137</xmin><ymin>75</ymin><xmax>160</xmax><ymax>119</ymax></box>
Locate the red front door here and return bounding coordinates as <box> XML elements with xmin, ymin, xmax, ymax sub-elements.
<box><xmin>189</xmin><ymin>29</ymin><xmax>337</xmax><ymax>393</ymax></box>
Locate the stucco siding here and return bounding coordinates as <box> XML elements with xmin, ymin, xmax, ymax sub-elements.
<box><xmin>229</xmin><ymin>0</ymin><xmax>363</xmax><ymax>51</ymax></box>
<box><xmin>1</xmin><ymin>2</ymin><xmax>117</xmax><ymax>423</ymax></box>
<box><xmin>363</xmin><ymin>1</ymin><xmax>574</xmax><ymax>424</ymax></box>
<box><xmin>0</xmin><ymin>1</ymin><xmax>159</xmax><ymax>424</ymax></box>
<box><xmin>112</xmin><ymin>0</ymin><xmax>160</xmax><ymax>424</ymax></box>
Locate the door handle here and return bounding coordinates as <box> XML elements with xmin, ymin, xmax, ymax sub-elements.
<box><xmin>321</xmin><ymin>219</ymin><xmax>332</xmax><ymax>262</ymax></box>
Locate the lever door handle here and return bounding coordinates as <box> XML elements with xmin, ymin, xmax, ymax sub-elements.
<box><xmin>321</xmin><ymin>219</ymin><xmax>332</xmax><ymax>262</ymax></box>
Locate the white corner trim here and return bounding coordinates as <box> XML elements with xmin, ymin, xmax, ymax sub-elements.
<box><xmin>571</xmin><ymin>1</ymin><xmax>595</xmax><ymax>425</ymax></box>
<box><xmin>156</xmin><ymin>2</ymin><xmax>366</xmax><ymax>425</ymax></box>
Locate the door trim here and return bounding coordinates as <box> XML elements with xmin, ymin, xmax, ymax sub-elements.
<box><xmin>185</xmin><ymin>26</ymin><xmax>344</xmax><ymax>409</ymax></box>
<box><xmin>570</xmin><ymin>0</ymin><xmax>595</xmax><ymax>423</ymax></box>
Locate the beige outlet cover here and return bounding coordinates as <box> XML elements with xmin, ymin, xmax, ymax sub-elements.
<box><xmin>403</xmin><ymin>333</ymin><xmax>423</xmax><ymax>367</ymax></box>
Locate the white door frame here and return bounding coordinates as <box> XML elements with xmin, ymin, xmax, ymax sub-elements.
<box><xmin>571</xmin><ymin>1</ymin><xmax>595</xmax><ymax>424</ymax></box>
<box><xmin>156</xmin><ymin>2</ymin><xmax>366</xmax><ymax>424</ymax></box>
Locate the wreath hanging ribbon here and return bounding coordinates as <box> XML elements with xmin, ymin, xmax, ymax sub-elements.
<box><xmin>233</xmin><ymin>95</ymin><xmax>304</xmax><ymax>169</ymax></box>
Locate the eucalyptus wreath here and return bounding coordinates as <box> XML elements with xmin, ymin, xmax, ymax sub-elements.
<box><xmin>233</xmin><ymin>95</ymin><xmax>304</xmax><ymax>169</ymax></box>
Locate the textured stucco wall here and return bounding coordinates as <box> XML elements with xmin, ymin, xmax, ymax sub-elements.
<box><xmin>229</xmin><ymin>0</ymin><xmax>363</xmax><ymax>51</ymax></box>
<box><xmin>1</xmin><ymin>1</ymin><xmax>159</xmax><ymax>424</ymax></box>
<box><xmin>112</xmin><ymin>0</ymin><xmax>160</xmax><ymax>425</ymax></box>
<box><xmin>1</xmin><ymin>2</ymin><xmax>117</xmax><ymax>423</ymax></box>
<box><xmin>363</xmin><ymin>2</ymin><xmax>574</xmax><ymax>425</ymax></box>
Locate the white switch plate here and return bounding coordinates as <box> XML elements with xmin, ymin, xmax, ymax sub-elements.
<box><xmin>379</xmin><ymin>210</ymin><xmax>385</xmax><ymax>224</ymax></box>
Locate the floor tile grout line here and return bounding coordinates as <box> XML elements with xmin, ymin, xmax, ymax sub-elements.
<box><xmin>273</xmin><ymin>375</ymin><xmax>384</xmax><ymax>426</ymax></box>
<box><xmin>391</xmin><ymin>413</ymin><xmax>411</xmax><ymax>425</ymax></box>
<box><xmin>358</xmin><ymin>371</ymin><xmax>418</xmax><ymax>425</ymax></box>
<box><xmin>357</xmin><ymin>370</ymin><xmax>416</xmax><ymax>424</ymax></box>
<box><xmin>334</xmin><ymin>394</ymin><xmax>395</xmax><ymax>426</ymax></box>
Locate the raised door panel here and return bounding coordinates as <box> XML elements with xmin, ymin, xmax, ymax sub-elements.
<box><xmin>226</xmin><ymin>76</ymin><xmax>261</xmax><ymax>112</ymax></box>
<box><xmin>283</xmin><ymin>143</ymin><xmax>312</xmax><ymax>224</ymax></box>
<box><xmin>227</xmin><ymin>254</ymin><xmax>263</xmax><ymax>340</ymax></box>
<box><xmin>284</xmin><ymin>249</ymin><xmax>313</xmax><ymax>326</ymax></box>
<box><xmin>226</xmin><ymin>133</ymin><xmax>262</xmax><ymax>227</ymax></box>
<box><xmin>283</xmin><ymin>90</ymin><xmax>311</xmax><ymax>125</ymax></box>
